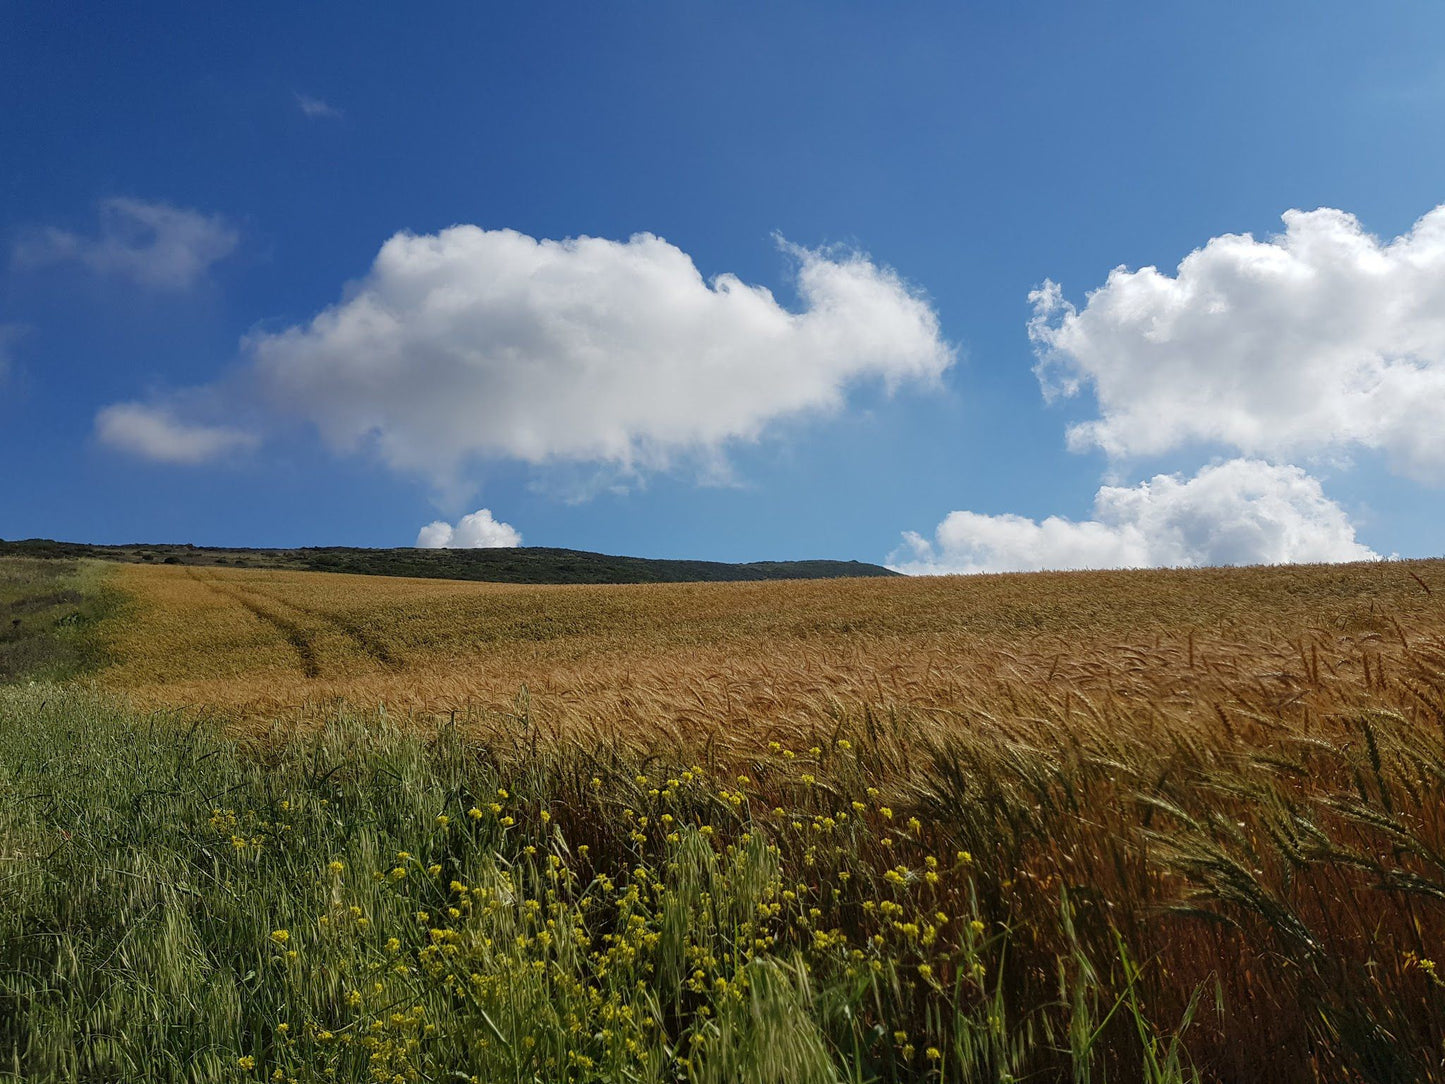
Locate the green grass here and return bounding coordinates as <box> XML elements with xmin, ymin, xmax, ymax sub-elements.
<box><xmin>5</xmin><ymin>558</ymin><xmax>1445</xmax><ymax>1082</ymax></box>
<box><xmin>0</xmin><ymin>686</ymin><xmax>1199</xmax><ymax>1084</ymax></box>
<box><xmin>6</xmin><ymin>675</ymin><xmax>1445</xmax><ymax>1081</ymax></box>
<box><xmin>0</xmin><ymin>558</ymin><xmax>119</xmax><ymax>683</ymax></box>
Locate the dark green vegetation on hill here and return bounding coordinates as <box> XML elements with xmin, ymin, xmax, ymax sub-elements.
<box><xmin>0</xmin><ymin>538</ymin><xmax>899</xmax><ymax>585</ymax></box>
<box><xmin>0</xmin><ymin>557</ymin><xmax>117</xmax><ymax>682</ymax></box>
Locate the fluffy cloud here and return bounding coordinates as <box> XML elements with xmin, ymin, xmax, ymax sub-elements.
<box><xmin>1030</xmin><ymin>204</ymin><xmax>1445</xmax><ymax>481</ymax></box>
<box><xmin>248</xmin><ymin>228</ymin><xmax>953</xmax><ymax>481</ymax></box>
<box><xmin>14</xmin><ymin>198</ymin><xmax>238</xmax><ymax>290</ymax></box>
<box><xmin>95</xmin><ymin>402</ymin><xmax>258</xmax><ymax>464</ymax></box>
<box><xmin>295</xmin><ymin>93</ymin><xmax>342</xmax><ymax>119</ymax></box>
<box><xmin>416</xmin><ymin>508</ymin><xmax>522</xmax><ymax>549</ymax></box>
<box><xmin>891</xmin><ymin>459</ymin><xmax>1377</xmax><ymax>575</ymax></box>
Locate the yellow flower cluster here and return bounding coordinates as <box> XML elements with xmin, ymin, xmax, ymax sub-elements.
<box><xmin>233</xmin><ymin>748</ymin><xmax>989</xmax><ymax>1082</ymax></box>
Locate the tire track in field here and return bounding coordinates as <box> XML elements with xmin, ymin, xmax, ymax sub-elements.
<box><xmin>240</xmin><ymin>584</ymin><xmax>405</xmax><ymax>671</ymax></box>
<box><xmin>184</xmin><ymin>570</ymin><xmax>322</xmax><ymax>678</ymax></box>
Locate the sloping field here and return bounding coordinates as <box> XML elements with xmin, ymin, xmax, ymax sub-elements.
<box><xmin>99</xmin><ymin>558</ymin><xmax>1445</xmax><ymax>745</ymax></box>
<box><xmin>10</xmin><ymin>557</ymin><xmax>1445</xmax><ymax>1080</ymax></box>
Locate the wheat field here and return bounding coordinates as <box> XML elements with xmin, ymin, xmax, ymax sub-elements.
<box><xmin>100</xmin><ymin>559</ymin><xmax>1443</xmax><ymax>749</ymax></box>
<box><xmin>6</xmin><ymin>557</ymin><xmax>1445</xmax><ymax>1080</ymax></box>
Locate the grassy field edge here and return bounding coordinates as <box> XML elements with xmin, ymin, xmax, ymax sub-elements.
<box><xmin>0</xmin><ymin>557</ymin><xmax>124</xmax><ymax>684</ymax></box>
<box><xmin>6</xmin><ymin>558</ymin><xmax>1445</xmax><ymax>1082</ymax></box>
<box><xmin>4</xmin><ymin>674</ymin><xmax>1445</xmax><ymax>1082</ymax></box>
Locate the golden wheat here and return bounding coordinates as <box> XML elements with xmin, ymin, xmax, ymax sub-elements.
<box><xmin>39</xmin><ymin>557</ymin><xmax>1445</xmax><ymax>1078</ymax></box>
<box><xmin>97</xmin><ymin>559</ymin><xmax>1444</xmax><ymax>751</ymax></box>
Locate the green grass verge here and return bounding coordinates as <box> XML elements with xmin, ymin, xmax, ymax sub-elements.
<box><xmin>0</xmin><ymin>558</ymin><xmax>120</xmax><ymax>683</ymax></box>
<box><xmin>0</xmin><ymin>688</ymin><xmax>1202</xmax><ymax>1084</ymax></box>
<box><xmin>3</xmin><ymin>560</ymin><xmax>1443</xmax><ymax>1082</ymax></box>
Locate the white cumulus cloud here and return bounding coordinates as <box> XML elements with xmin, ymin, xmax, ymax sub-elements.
<box><xmin>247</xmin><ymin>227</ymin><xmax>953</xmax><ymax>482</ymax></box>
<box><xmin>14</xmin><ymin>198</ymin><xmax>239</xmax><ymax>290</ymax></box>
<box><xmin>1030</xmin><ymin>203</ymin><xmax>1445</xmax><ymax>481</ymax></box>
<box><xmin>891</xmin><ymin>459</ymin><xmax>1377</xmax><ymax>575</ymax></box>
<box><xmin>95</xmin><ymin>402</ymin><xmax>258</xmax><ymax>464</ymax></box>
<box><xmin>416</xmin><ymin>508</ymin><xmax>522</xmax><ymax>549</ymax></box>
<box><xmin>295</xmin><ymin>93</ymin><xmax>342</xmax><ymax>119</ymax></box>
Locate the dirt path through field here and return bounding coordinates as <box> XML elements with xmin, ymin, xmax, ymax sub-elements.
<box><xmin>183</xmin><ymin>569</ymin><xmax>324</xmax><ymax>678</ymax></box>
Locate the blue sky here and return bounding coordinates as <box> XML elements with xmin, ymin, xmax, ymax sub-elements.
<box><xmin>2</xmin><ymin>3</ymin><xmax>1443</xmax><ymax>569</ymax></box>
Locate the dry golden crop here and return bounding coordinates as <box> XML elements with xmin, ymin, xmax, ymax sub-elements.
<box><xmin>26</xmin><ymin>557</ymin><xmax>1445</xmax><ymax>1078</ymax></box>
<box><xmin>99</xmin><ymin>559</ymin><xmax>1444</xmax><ymax>752</ymax></box>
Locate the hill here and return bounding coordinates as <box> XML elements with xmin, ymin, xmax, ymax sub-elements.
<box><xmin>6</xmin><ymin>553</ymin><xmax>1445</xmax><ymax>1078</ymax></box>
<box><xmin>0</xmin><ymin>538</ymin><xmax>899</xmax><ymax>585</ymax></box>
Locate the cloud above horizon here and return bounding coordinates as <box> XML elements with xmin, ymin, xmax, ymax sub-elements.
<box><xmin>95</xmin><ymin>402</ymin><xmax>258</xmax><ymax>464</ymax></box>
<box><xmin>416</xmin><ymin>508</ymin><xmax>522</xmax><ymax>549</ymax></box>
<box><xmin>14</xmin><ymin>198</ymin><xmax>239</xmax><ymax>291</ymax></box>
<box><xmin>242</xmin><ymin>227</ymin><xmax>953</xmax><ymax>483</ymax></box>
<box><xmin>1030</xmin><ymin>203</ymin><xmax>1445</xmax><ymax>481</ymax></box>
<box><xmin>295</xmin><ymin>93</ymin><xmax>342</xmax><ymax>120</ymax></box>
<box><xmin>892</xmin><ymin>459</ymin><xmax>1378</xmax><ymax>575</ymax></box>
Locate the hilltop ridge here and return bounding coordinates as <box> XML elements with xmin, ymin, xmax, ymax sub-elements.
<box><xmin>0</xmin><ymin>538</ymin><xmax>900</xmax><ymax>585</ymax></box>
